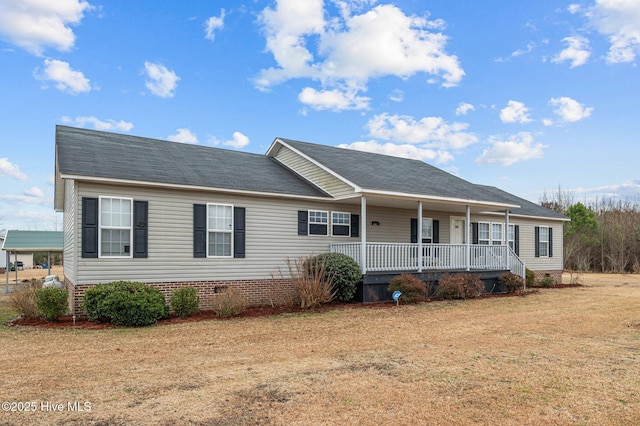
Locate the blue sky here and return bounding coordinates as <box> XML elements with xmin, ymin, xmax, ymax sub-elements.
<box><xmin>0</xmin><ymin>0</ymin><xmax>639</xmax><ymax>231</ymax></box>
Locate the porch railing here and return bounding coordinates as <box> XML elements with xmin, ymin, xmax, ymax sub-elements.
<box><xmin>330</xmin><ymin>242</ymin><xmax>525</xmax><ymax>278</ymax></box>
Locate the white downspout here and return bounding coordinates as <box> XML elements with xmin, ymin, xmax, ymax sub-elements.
<box><xmin>466</xmin><ymin>205</ymin><xmax>471</xmax><ymax>272</ymax></box>
<box><xmin>360</xmin><ymin>195</ymin><xmax>367</xmax><ymax>275</ymax></box>
<box><xmin>418</xmin><ymin>201</ymin><xmax>423</xmax><ymax>272</ymax></box>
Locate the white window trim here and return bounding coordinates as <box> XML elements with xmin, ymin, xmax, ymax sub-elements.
<box><xmin>421</xmin><ymin>218</ymin><xmax>434</xmax><ymax>241</ymax></box>
<box><xmin>538</xmin><ymin>225</ymin><xmax>549</xmax><ymax>257</ymax></box>
<box><xmin>331</xmin><ymin>211</ymin><xmax>351</xmax><ymax>237</ymax></box>
<box><xmin>478</xmin><ymin>221</ymin><xmax>491</xmax><ymax>245</ymax></box>
<box><xmin>98</xmin><ymin>196</ymin><xmax>133</xmax><ymax>259</ymax></box>
<box><xmin>491</xmin><ymin>222</ymin><xmax>503</xmax><ymax>245</ymax></box>
<box><xmin>508</xmin><ymin>224</ymin><xmax>515</xmax><ymax>249</ymax></box>
<box><xmin>207</xmin><ymin>203</ymin><xmax>234</xmax><ymax>258</ymax></box>
<box><xmin>308</xmin><ymin>210</ymin><xmax>329</xmax><ymax>236</ymax></box>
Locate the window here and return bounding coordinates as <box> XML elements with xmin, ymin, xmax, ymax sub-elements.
<box><xmin>100</xmin><ymin>197</ymin><xmax>132</xmax><ymax>257</ymax></box>
<box><xmin>309</xmin><ymin>210</ymin><xmax>328</xmax><ymax>236</ymax></box>
<box><xmin>508</xmin><ymin>224</ymin><xmax>515</xmax><ymax>250</ymax></box>
<box><xmin>332</xmin><ymin>212</ymin><xmax>350</xmax><ymax>236</ymax></box>
<box><xmin>421</xmin><ymin>218</ymin><xmax>433</xmax><ymax>242</ymax></box>
<box><xmin>491</xmin><ymin>223</ymin><xmax>503</xmax><ymax>245</ymax></box>
<box><xmin>208</xmin><ymin>204</ymin><xmax>233</xmax><ymax>257</ymax></box>
<box><xmin>478</xmin><ymin>222</ymin><xmax>490</xmax><ymax>245</ymax></box>
<box><xmin>538</xmin><ymin>226</ymin><xmax>549</xmax><ymax>257</ymax></box>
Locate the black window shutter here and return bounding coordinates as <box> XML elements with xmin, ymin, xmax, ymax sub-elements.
<box><xmin>534</xmin><ymin>226</ymin><xmax>540</xmax><ymax>258</ymax></box>
<box><xmin>298</xmin><ymin>210</ymin><xmax>308</xmax><ymax>235</ymax></box>
<box><xmin>82</xmin><ymin>197</ymin><xmax>98</xmax><ymax>258</ymax></box>
<box><xmin>194</xmin><ymin>204</ymin><xmax>207</xmax><ymax>258</ymax></box>
<box><xmin>433</xmin><ymin>220</ymin><xmax>440</xmax><ymax>244</ymax></box>
<box><xmin>133</xmin><ymin>200</ymin><xmax>148</xmax><ymax>258</ymax></box>
<box><xmin>350</xmin><ymin>214</ymin><xmax>359</xmax><ymax>238</ymax></box>
<box><xmin>410</xmin><ymin>218</ymin><xmax>418</xmax><ymax>243</ymax></box>
<box><xmin>234</xmin><ymin>207</ymin><xmax>246</xmax><ymax>258</ymax></box>
<box><xmin>514</xmin><ymin>225</ymin><xmax>520</xmax><ymax>256</ymax></box>
<box><xmin>471</xmin><ymin>222</ymin><xmax>479</xmax><ymax>245</ymax></box>
<box><xmin>548</xmin><ymin>227</ymin><xmax>553</xmax><ymax>258</ymax></box>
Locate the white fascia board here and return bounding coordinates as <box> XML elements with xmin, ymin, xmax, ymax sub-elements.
<box><xmin>269</xmin><ymin>138</ymin><xmax>362</xmax><ymax>192</ymax></box>
<box><xmin>482</xmin><ymin>211</ymin><xmax>570</xmax><ymax>222</ymax></box>
<box><xmin>59</xmin><ymin>174</ymin><xmax>333</xmax><ymax>202</ymax></box>
<box><xmin>360</xmin><ymin>189</ymin><xmax>521</xmax><ymax>210</ymax></box>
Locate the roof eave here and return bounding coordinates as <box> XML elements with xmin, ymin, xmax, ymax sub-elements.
<box><xmin>360</xmin><ymin>189</ymin><xmax>521</xmax><ymax>210</ymax></box>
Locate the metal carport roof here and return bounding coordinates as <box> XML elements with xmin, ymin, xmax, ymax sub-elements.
<box><xmin>1</xmin><ymin>230</ymin><xmax>63</xmax><ymax>252</ymax></box>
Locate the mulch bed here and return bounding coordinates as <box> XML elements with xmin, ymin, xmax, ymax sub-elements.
<box><xmin>7</xmin><ymin>285</ymin><xmax>577</xmax><ymax>330</ymax></box>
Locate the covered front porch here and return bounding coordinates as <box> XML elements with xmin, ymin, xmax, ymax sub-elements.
<box><xmin>329</xmin><ymin>193</ymin><xmax>526</xmax><ymax>302</ymax></box>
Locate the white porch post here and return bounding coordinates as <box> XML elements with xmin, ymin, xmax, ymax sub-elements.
<box><xmin>466</xmin><ymin>205</ymin><xmax>471</xmax><ymax>271</ymax></box>
<box><xmin>360</xmin><ymin>195</ymin><xmax>367</xmax><ymax>275</ymax></box>
<box><xmin>505</xmin><ymin>209</ymin><xmax>510</xmax><ymax>270</ymax></box>
<box><xmin>418</xmin><ymin>201</ymin><xmax>423</xmax><ymax>272</ymax></box>
<box><xmin>5</xmin><ymin>251</ymin><xmax>9</xmax><ymax>295</ymax></box>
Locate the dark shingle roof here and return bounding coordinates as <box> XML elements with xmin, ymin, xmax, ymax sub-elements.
<box><xmin>56</xmin><ymin>126</ymin><xmax>330</xmax><ymax>198</ymax></box>
<box><xmin>477</xmin><ymin>185</ymin><xmax>569</xmax><ymax>220</ymax></box>
<box><xmin>279</xmin><ymin>138</ymin><xmax>511</xmax><ymax>203</ymax></box>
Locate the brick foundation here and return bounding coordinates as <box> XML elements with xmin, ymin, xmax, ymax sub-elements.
<box><xmin>531</xmin><ymin>270</ymin><xmax>563</xmax><ymax>285</ymax></box>
<box><xmin>67</xmin><ymin>278</ymin><xmax>295</xmax><ymax>317</ymax></box>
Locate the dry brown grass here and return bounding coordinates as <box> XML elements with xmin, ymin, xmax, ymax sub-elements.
<box><xmin>1</xmin><ymin>272</ymin><xmax>639</xmax><ymax>425</ymax></box>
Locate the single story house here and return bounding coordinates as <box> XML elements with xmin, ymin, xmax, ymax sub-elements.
<box><xmin>54</xmin><ymin>125</ymin><xmax>568</xmax><ymax>315</ymax></box>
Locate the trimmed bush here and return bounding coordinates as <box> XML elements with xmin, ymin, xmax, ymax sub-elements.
<box><xmin>9</xmin><ymin>280</ymin><xmax>42</xmax><ymax>319</ymax></box>
<box><xmin>84</xmin><ymin>281</ymin><xmax>169</xmax><ymax>326</ymax></box>
<box><xmin>35</xmin><ymin>287</ymin><xmax>68</xmax><ymax>322</ymax></box>
<box><xmin>537</xmin><ymin>275</ymin><xmax>556</xmax><ymax>288</ymax></box>
<box><xmin>437</xmin><ymin>273</ymin><xmax>483</xmax><ymax>300</ymax></box>
<box><xmin>307</xmin><ymin>253</ymin><xmax>361</xmax><ymax>302</ymax></box>
<box><xmin>499</xmin><ymin>272</ymin><xmax>525</xmax><ymax>293</ymax></box>
<box><xmin>525</xmin><ymin>268</ymin><xmax>536</xmax><ymax>288</ymax></box>
<box><xmin>387</xmin><ymin>274</ymin><xmax>427</xmax><ymax>304</ymax></box>
<box><xmin>213</xmin><ymin>287</ymin><xmax>248</xmax><ymax>318</ymax></box>
<box><xmin>171</xmin><ymin>287</ymin><xmax>200</xmax><ymax>318</ymax></box>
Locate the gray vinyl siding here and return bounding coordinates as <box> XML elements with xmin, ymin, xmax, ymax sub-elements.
<box><xmin>472</xmin><ymin>214</ymin><xmax>563</xmax><ymax>272</ymax></box>
<box><xmin>63</xmin><ymin>179</ymin><xmax>77</xmax><ymax>283</ymax></box>
<box><xmin>73</xmin><ymin>182</ymin><xmax>361</xmax><ymax>285</ymax></box>
<box><xmin>274</xmin><ymin>145</ymin><xmax>356</xmax><ymax>199</ymax></box>
<box><xmin>365</xmin><ymin>206</ymin><xmax>450</xmax><ymax>243</ymax></box>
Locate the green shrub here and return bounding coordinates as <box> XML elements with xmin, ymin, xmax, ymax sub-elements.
<box><xmin>498</xmin><ymin>272</ymin><xmax>525</xmax><ymax>293</ymax></box>
<box><xmin>538</xmin><ymin>275</ymin><xmax>556</xmax><ymax>288</ymax></box>
<box><xmin>525</xmin><ymin>268</ymin><xmax>536</xmax><ymax>288</ymax></box>
<box><xmin>9</xmin><ymin>280</ymin><xmax>42</xmax><ymax>319</ymax></box>
<box><xmin>35</xmin><ymin>287</ymin><xmax>68</xmax><ymax>322</ymax></box>
<box><xmin>213</xmin><ymin>287</ymin><xmax>248</xmax><ymax>318</ymax></box>
<box><xmin>437</xmin><ymin>273</ymin><xmax>483</xmax><ymax>300</ymax></box>
<box><xmin>83</xmin><ymin>281</ymin><xmax>169</xmax><ymax>326</ymax></box>
<box><xmin>387</xmin><ymin>274</ymin><xmax>427</xmax><ymax>304</ymax></box>
<box><xmin>171</xmin><ymin>287</ymin><xmax>200</xmax><ymax>318</ymax></box>
<box><xmin>307</xmin><ymin>253</ymin><xmax>361</xmax><ymax>302</ymax></box>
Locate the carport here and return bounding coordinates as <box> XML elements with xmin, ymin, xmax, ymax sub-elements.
<box><xmin>2</xmin><ymin>230</ymin><xmax>63</xmax><ymax>295</ymax></box>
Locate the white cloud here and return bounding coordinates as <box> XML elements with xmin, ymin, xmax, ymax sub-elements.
<box><xmin>61</xmin><ymin>116</ymin><xmax>133</xmax><ymax>131</ymax></box>
<box><xmin>298</xmin><ymin>86</ymin><xmax>371</xmax><ymax>111</ymax></box>
<box><xmin>144</xmin><ymin>61</ymin><xmax>179</xmax><ymax>98</ymax></box>
<box><xmin>338</xmin><ymin>140</ymin><xmax>454</xmax><ymax>164</ymax></box>
<box><xmin>389</xmin><ymin>89</ymin><xmax>404</xmax><ymax>102</ymax></box>
<box><xmin>476</xmin><ymin>132</ymin><xmax>546</xmax><ymax>166</ymax></box>
<box><xmin>568</xmin><ymin>4</ymin><xmax>582</xmax><ymax>14</ymax></box>
<box><xmin>366</xmin><ymin>113</ymin><xmax>478</xmax><ymax>150</ymax></box>
<box><xmin>500</xmin><ymin>100</ymin><xmax>532</xmax><ymax>124</ymax></box>
<box><xmin>223</xmin><ymin>132</ymin><xmax>250</xmax><ymax>149</ymax></box>
<box><xmin>0</xmin><ymin>158</ymin><xmax>28</xmax><ymax>181</ymax></box>
<box><xmin>168</xmin><ymin>128</ymin><xmax>198</xmax><ymax>144</ymax></box>
<box><xmin>552</xmin><ymin>36</ymin><xmax>591</xmax><ymax>68</ymax></box>
<box><xmin>256</xmin><ymin>1</ymin><xmax>464</xmax><ymax>110</ymax></box>
<box><xmin>24</xmin><ymin>187</ymin><xmax>44</xmax><ymax>198</ymax></box>
<box><xmin>455</xmin><ymin>102</ymin><xmax>475</xmax><ymax>116</ymax></box>
<box><xmin>549</xmin><ymin>96</ymin><xmax>593</xmax><ymax>122</ymax></box>
<box><xmin>36</xmin><ymin>59</ymin><xmax>91</xmax><ymax>94</ymax></box>
<box><xmin>585</xmin><ymin>0</ymin><xmax>640</xmax><ymax>63</ymax></box>
<box><xmin>511</xmin><ymin>42</ymin><xmax>536</xmax><ymax>57</ymax></box>
<box><xmin>0</xmin><ymin>0</ymin><xmax>92</xmax><ymax>56</ymax></box>
<box><xmin>204</xmin><ymin>9</ymin><xmax>225</xmax><ymax>41</ymax></box>
<box><xmin>542</xmin><ymin>118</ymin><xmax>555</xmax><ymax>127</ymax></box>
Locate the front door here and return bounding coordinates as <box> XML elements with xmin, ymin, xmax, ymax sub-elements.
<box><xmin>451</xmin><ymin>218</ymin><xmax>466</xmax><ymax>244</ymax></box>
